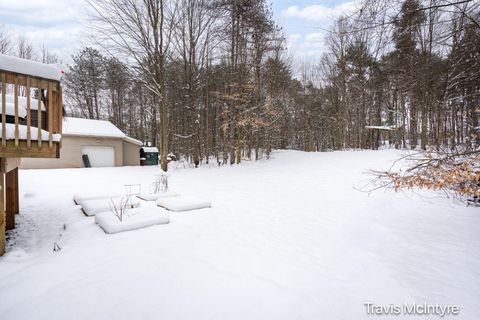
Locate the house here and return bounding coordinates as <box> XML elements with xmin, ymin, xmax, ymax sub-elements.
<box><xmin>21</xmin><ymin>117</ymin><xmax>142</xmax><ymax>169</ymax></box>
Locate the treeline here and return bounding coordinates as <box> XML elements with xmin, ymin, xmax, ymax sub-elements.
<box><xmin>64</xmin><ymin>0</ymin><xmax>297</xmax><ymax>170</ymax></box>
<box><xmin>302</xmin><ymin>0</ymin><xmax>480</xmax><ymax>152</ymax></box>
<box><xmin>0</xmin><ymin>28</ymin><xmax>59</xmax><ymax>63</ymax></box>
<box><xmin>9</xmin><ymin>0</ymin><xmax>477</xmax><ymax>169</ymax></box>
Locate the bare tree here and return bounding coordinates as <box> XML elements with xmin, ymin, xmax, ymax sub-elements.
<box><xmin>40</xmin><ymin>45</ymin><xmax>60</xmax><ymax>64</ymax></box>
<box><xmin>87</xmin><ymin>0</ymin><xmax>176</xmax><ymax>171</ymax></box>
<box><xmin>16</xmin><ymin>36</ymin><xmax>37</xmax><ymax>60</ymax></box>
<box><xmin>0</xmin><ymin>25</ymin><xmax>12</xmax><ymax>54</ymax></box>
<box><xmin>172</xmin><ymin>0</ymin><xmax>215</xmax><ymax>167</ymax></box>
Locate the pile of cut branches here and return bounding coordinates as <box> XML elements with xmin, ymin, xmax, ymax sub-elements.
<box><xmin>370</xmin><ymin>148</ymin><xmax>480</xmax><ymax>203</ymax></box>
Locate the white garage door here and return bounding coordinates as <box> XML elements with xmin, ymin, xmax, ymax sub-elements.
<box><xmin>81</xmin><ymin>146</ymin><xmax>115</xmax><ymax>167</ymax></box>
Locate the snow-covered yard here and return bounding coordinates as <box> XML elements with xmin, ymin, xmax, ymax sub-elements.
<box><xmin>0</xmin><ymin>150</ymin><xmax>478</xmax><ymax>320</ymax></box>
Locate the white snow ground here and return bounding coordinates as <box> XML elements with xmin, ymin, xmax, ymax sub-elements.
<box><xmin>0</xmin><ymin>150</ymin><xmax>478</xmax><ymax>320</ymax></box>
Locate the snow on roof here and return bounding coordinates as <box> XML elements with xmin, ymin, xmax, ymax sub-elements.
<box><xmin>365</xmin><ymin>125</ymin><xmax>396</xmax><ymax>131</ymax></box>
<box><xmin>5</xmin><ymin>94</ymin><xmax>45</xmax><ymax>111</ymax></box>
<box><xmin>4</xmin><ymin>123</ymin><xmax>61</xmax><ymax>141</ymax></box>
<box><xmin>1</xmin><ymin>95</ymin><xmax>46</xmax><ymax>119</ymax></box>
<box><xmin>140</xmin><ymin>147</ymin><xmax>159</xmax><ymax>153</ymax></box>
<box><xmin>1</xmin><ymin>102</ymin><xmax>27</xmax><ymax>118</ymax></box>
<box><xmin>63</xmin><ymin>117</ymin><xmax>126</xmax><ymax>138</ymax></box>
<box><xmin>62</xmin><ymin>117</ymin><xmax>142</xmax><ymax>145</ymax></box>
<box><xmin>123</xmin><ymin>136</ymin><xmax>142</xmax><ymax>146</ymax></box>
<box><xmin>0</xmin><ymin>54</ymin><xmax>63</xmax><ymax>81</ymax></box>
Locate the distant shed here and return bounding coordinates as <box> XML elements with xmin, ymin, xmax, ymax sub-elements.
<box><xmin>21</xmin><ymin>117</ymin><xmax>142</xmax><ymax>169</ymax></box>
<box><xmin>140</xmin><ymin>146</ymin><xmax>159</xmax><ymax>166</ymax></box>
<box><xmin>365</xmin><ymin>125</ymin><xmax>396</xmax><ymax>149</ymax></box>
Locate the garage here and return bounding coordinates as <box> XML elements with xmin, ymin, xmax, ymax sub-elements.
<box><xmin>81</xmin><ymin>146</ymin><xmax>115</xmax><ymax>167</ymax></box>
<box><xmin>20</xmin><ymin>117</ymin><xmax>143</xmax><ymax>169</ymax></box>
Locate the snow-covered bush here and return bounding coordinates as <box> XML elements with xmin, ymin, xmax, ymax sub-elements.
<box><xmin>151</xmin><ymin>173</ymin><xmax>168</xmax><ymax>193</ymax></box>
<box><xmin>109</xmin><ymin>196</ymin><xmax>135</xmax><ymax>222</ymax></box>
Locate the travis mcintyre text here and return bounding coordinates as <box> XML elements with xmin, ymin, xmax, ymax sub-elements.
<box><xmin>365</xmin><ymin>302</ymin><xmax>460</xmax><ymax>317</ymax></box>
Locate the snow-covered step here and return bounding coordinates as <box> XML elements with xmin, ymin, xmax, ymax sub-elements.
<box><xmin>80</xmin><ymin>196</ymin><xmax>140</xmax><ymax>216</ymax></box>
<box><xmin>137</xmin><ymin>190</ymin><xmax>179</xmax><ymax>201</ymax></box>
<box><xmin>156</xmin><ymin>197</ymin><xmax>211</xmax><ymax>212</ymax></box>
<box><xmin>95</xmin><ymin>207</ymin><xmax>170</xmax><ymax>234</ymax></box>
<box><xmin>73</xmin><ymin>192</ymin><xmax>122</xmax><ymax>205</ymax></box>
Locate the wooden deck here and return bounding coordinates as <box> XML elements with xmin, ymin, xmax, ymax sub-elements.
<box><xmin>0</xmin><ymin>65</ymin><xmax>63</xmax><ymax>255</ymax></box>
<box><xmin>0</xmin><ymin>71</ymin><xmax>62</xmax><ymax>158</ymax></box>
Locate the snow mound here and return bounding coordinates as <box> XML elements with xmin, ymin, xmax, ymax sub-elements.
<box><xmin>95</xmin><ymin>207</ymin><xmax>170</xmax><ymax>234</ymax></box>
<box><xmin>73</xmin><ymin>192</ymin><xmax>122</xmax><ymax>205</ymax></box>
<box><xmin>80</xmin><ymin>196</ymin><xmax>140</xmax><ymax>217</ymax></box>
<box><xmin>137</xmin><ymin>190</ymin><xmax>179</xmax><ymax>201</ymax></box>
<box><xmin>156</xmin><ymin>196</ymin><xmax>211</xmax><ymax>212</ymax></box>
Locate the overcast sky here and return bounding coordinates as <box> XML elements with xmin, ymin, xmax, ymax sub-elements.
<box><xmin>0</xmin><ymin>0</ymin><xmax>354</xmax><ymax>65</ymax></box>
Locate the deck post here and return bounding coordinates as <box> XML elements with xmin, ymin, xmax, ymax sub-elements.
<box><xmin>5</xmin><ymin>168</ymin><xmax>16</xmax><ymax>230</ymax></box>
<box><xmin>14</xmin><ymin>168</ymin><xmax>19</xmax><ymax>214</ymax></box>
<box><xmin>0</xmin><ymin>169</ymin><xmax>5</xmax><ymax>256</ymax></box>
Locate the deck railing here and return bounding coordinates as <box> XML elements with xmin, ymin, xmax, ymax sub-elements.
<box><xmin>0</xmin><ymin>70</ymin><xmax>62</xmax><ymax>158</ymax></box>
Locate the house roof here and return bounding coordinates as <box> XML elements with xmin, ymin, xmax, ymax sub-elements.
<box><xmin>0</xmin><ymin>53</ymin><xmax>63</xmax><ymax>81</ymax></box>
<box><xmin>63</xmin><ymin>117</ymin><xmax>142</xmax><ymax>145</ymax></box>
